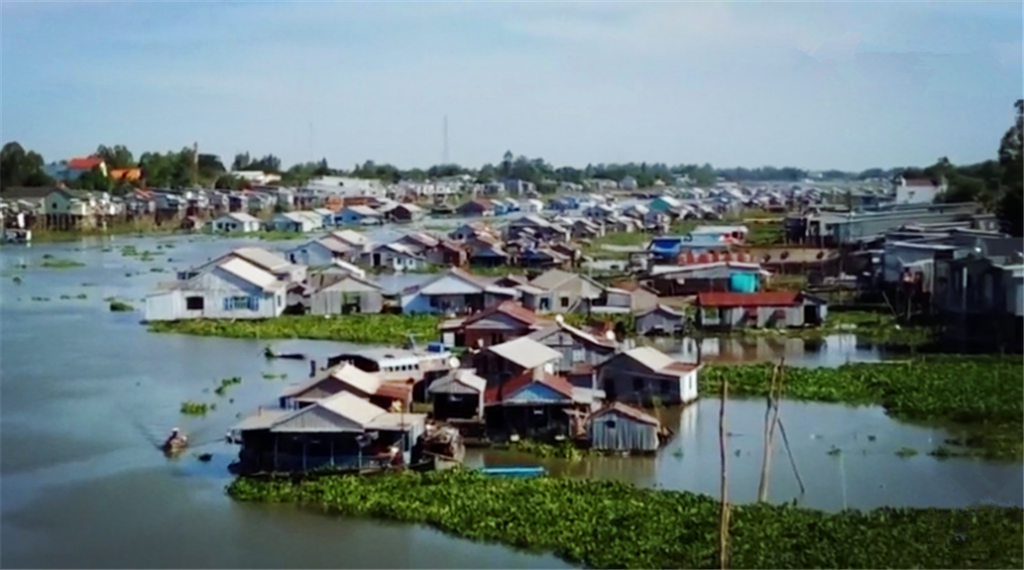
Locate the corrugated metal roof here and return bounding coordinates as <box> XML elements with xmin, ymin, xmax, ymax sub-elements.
<box><xmin>232</xmin><ymin>247</ymin><xmax>290</xmax><ymax>272</ymax></box>
<box><xmin>333</xmin><ymin>363</ymin><xmax>382</xmax><ymax>395</ymax></box>
<box><xmin>316</xmin><ymin>392</ymin><xmax>388</xmax><ymax>427</ymax></box>
<box><xmin>232</xmin><ymin>409</ymin><xmax>291</xmax><ymax>431</ymax></box>
<box><xmin>218</xmin><ymin>258</ymin><xmax>282</xmax><ymax>291</ymax></box>
<box><xmin>331</xmin><ymin>229</ymin><xmax>368</xmax><ymax>245</ymax></box>
<box><xmin>487</xmin><ymin>337</ymin><xmax>562</xmax><ymax>369</ymax></box>
<box><xmin>428</xmin><ymin>369</ymin><xmax>487</xmax><ymax>395</ymax></box>
<box><xmin>592</xmin><ymin>402</ymin><xmax>660</xmax><ymax>426</ymax></box>
<box><xmin>616</xmin><ymin>346</ymin><xmax>700</xmax><ymax>376</ymax></box>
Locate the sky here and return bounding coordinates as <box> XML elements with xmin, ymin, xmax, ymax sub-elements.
<box><xmin>1</xmin><ymin>1</ymin><xmax>1021</xmax><ymax>172</ymax></box>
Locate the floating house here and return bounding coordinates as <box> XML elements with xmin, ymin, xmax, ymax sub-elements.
<box><xmin>587</xmin><ymin>402</ymin><xmax>662</xmax><ymax>454</ymax></box>
<box><xmin>483</xmin><ymin>368</ymin><xmax>594</xmax><ymax>439</ymax></box>
<box><xmin>145</xmin><ymin>257</ymin><xmax>287</xmax><ymax>321</ymax></box>
<box><xmin>270</xmin><ymin>211</ymin><xmax>321</xmax><ymax>233</ymax></box>
<box><xmin>285</xmin><ymin>236</ymin><xmax>354</xmax><ymax>266</ymax></box>
<box><xmin>635</xmin><ymin>304</ymin><xmax>686</xmax><ymax>336</ymax></box>
<box><xmin>443</xmin><ymin>300</ymin><xmax>551</xmax><ymax>349</ymax></box>
<box><xmin>308</xmin><ymin>271</ymin><xmax>383</xmax><ymax>315</ymax></box>
<box><xmin>278</xmin><ymin>363</ymin><xmax>411</xmax><ymax>412</ymax></box>
<box><xmin>400</xmin><ymin>268</ymin><xmax>517</xmax><ymax>315</ymax></box>
<box><xmin>210</xmin><ymin>212</ymin><xmax>262</xmax><ymax>234</ymax></box>
<box><xmin>427</xmin><ymin>368</ymin><xmax>487</xmax><ymax>422</ymax></box>
<box><xmin>336</xmin><ymin>205</ymin><xmax>384</xmax><ymax>226</ymax></box>
<box><xmin>596</xmin><ymin>347</ymin><xmax>701</xmax><ymax>405</ymax></box>
<box><xmin>230</xmin><ymin>392</ymin><xmax>427</xmax><ymax>473</ymax></box>
<box><xmin>694</xmin><ymin>291</ymin><xmax>828</xmax><ymax>330</ymax></box>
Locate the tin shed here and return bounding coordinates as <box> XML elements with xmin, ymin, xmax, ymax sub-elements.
<box><xmin>587</xmin><ymin>403</ymin><xmax>661</xmax><ymax>453</ymax></box>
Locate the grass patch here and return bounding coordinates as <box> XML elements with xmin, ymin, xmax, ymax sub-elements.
<box><xmin>896</xmin><ymin>447</ymin><xmax>919</xmax><ymax>458</ymax></box>
<box><xmin>180</xmin><ymin>401</ymin><xmax>210</xmax><ymax>415</ymax></box>
<box><xmin>109</xmin><ymin>300</ymin><xmax>135</xmax><ymax>312</ymax></box>
<box><xmin>702</xmin><ymin>356</ymin><xmax>1023</xmax><ymax>459</ymax></box>
<box><xmin>262</xmin><ymin>372</ymin><xmax>288</xmax><ymax>380</ymax></box>
<box><xmin>149</xmin><ymin>314</ymin><xmax>444</xmax><ymax>345</ymax></box>
<box><xmin>39</xmin><ymin>258</ymin><xmax>85</xmax><ymax>269</ymax></box>
<box><xmin>227</xmin><ymin>470</ymin><xmax>1024</xmax><ymax>569</ymax></box>
<box><xmin>256</xmin><ymin>231</ymin><xmax>307</xmax><ymax>241</ymax></box>
<box><xmin>214</xmin><ymin>376</ymin><xmax>242</xmax><ymax>396</ymax></box>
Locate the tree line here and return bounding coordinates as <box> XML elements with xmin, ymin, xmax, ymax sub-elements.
<box><xmin>0</xmin><ymin>99</ymin><xmax>1019</xmax><ymax>235</ymax></box>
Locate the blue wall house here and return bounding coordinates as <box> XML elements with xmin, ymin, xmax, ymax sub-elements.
<box><xmin>336</xmin><ymin>205</ymin><xmax>384</xmax><ymax>226</ymax></box>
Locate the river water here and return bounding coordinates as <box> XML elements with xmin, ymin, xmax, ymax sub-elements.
<box><xmin>1</xmin><ymin>234</ymin><xmax>1021</xmax><ymax>568</ymax></box>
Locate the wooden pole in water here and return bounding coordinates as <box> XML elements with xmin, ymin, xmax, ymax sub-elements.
<box><xmin>758</xmin><ymin>358</ymin><xmax>785</xmax><ymax>503</ymax></box>
<box><xmin>718</xmin><ymin>377</ymin><xmax>730</xmax><ymax>570</ymax></box>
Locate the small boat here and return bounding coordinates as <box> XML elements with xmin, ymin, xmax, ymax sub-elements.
<box><xmin>478</xmin><ymin>466</ymin><xmax>546</xmax><ymax>478</ymax></box>
<box><xmin>264</xmin><ymin>347</ymin><xmax>305</xmax><ymax>360</ymax></box>
<box><xmin>161</xmin><ymin>428</ymin><xmax>188</xmax><ymax>455</ymax></box>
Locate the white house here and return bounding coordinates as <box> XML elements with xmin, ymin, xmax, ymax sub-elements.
<box><xmin>400</xmin><ymin>268</ymin><xmax>517</xmax><ymax>314</ymax></box>
<box><xmin>183</xmin><ymin>246</ymin><xmax>307</xmax><ymax>285</ymax></box>
<box><xmin>893</xmin><ymin>176</ymin><xmax>945</xmax><ymax>205</ymax></box>
<box><xmin>330</xmin><ymin>229</ymin><xmax>369</xmax><ymax>249</ymax></box>
<box><xmin>523</xmin><ymin>198</ymin><xmax>545</xmax><ymax>214</ymax></box>
<box><xmin>285</xmin><ymin>236</ymin><xmax>354</xmax><ymax>267</ymax></box>
<box><xmin>365</xmin><ymin>242</ymin><xmax>426</xmax><ymax>272</ymax></box>
<box><xmin>210</xmin><ymin>212</ymin><xmax>262</xmax><ymax>233</ymax></box>
<box><xmin>270</xmin><ymin>211</ymin><xmax>321</xmax><ymax>233</ymax></box>
<box><xmin>145</xmin><ymin>257</ymin><xmax>287</xmax><ymax>321</ymax></box>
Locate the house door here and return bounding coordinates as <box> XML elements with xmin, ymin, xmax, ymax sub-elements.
<box><xmin>373</xmin><ymin>253</ymin><xmax>381</xmax><ymax>267</ymax></box>
<box><xmin>803</xmin><ymin>304</ymin><xmax>820</xmax><ymax>326</ymax></box>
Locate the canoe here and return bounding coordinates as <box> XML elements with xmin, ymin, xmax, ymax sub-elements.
<box><xmin>478</xmin><ymin>466</ymin><xmax>546</xmax><ymax>478</ymax></box>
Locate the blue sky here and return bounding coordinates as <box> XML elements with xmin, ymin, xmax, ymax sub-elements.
<box><xmin>2</xmin><ymin>1</ymin><xmax>1021</xmax><ymax>172</ymax></box>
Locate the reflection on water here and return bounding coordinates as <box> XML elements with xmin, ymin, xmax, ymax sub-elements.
<box><xmin>652</xmin><ymin>334</ymin><xmax>885</xmax><ymax>367</ymax></box>
<box><xmin>472</xmin><ymin>398</ymin><xmax>1023</xmax><ymax>512</ymax></box>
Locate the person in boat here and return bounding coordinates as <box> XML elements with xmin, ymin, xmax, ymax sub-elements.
<box><xmin>163</xmin><ymin>428</ymin><xmax>187</xmax><ymax>451</ymax></box>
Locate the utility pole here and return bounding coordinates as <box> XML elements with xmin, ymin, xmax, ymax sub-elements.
<box><xmin>192</xmin><ymin>142</ymin><xmax>199</xmax><ymax>187</ymax></box>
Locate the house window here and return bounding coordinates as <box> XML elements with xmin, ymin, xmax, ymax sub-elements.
<box><xmin>572</xmin><ymin>349</ymin><xmax>585</xmax><ymax>363</ymax></box>
<box><xmin>560</xmin><ymin>296</ymin><xmax>570</xmax><ymax>308</ymax></box>
<box><xmin>490</xmin><ymin>333</ymin><xmax>504</xmax><ymax>345</ymax></box>
<box><xmin>705</xmin><ymin>307</ymin><xmax>721</xmax><ymax>320</ymax></box>
<box><xmin>633</xmin><ymin>378</ymin><xmax>644</xmax><ymax>393</ymax></box>
<box><xmin>224</xmin><ymin>296</ymin><xmax>258</xmax><ymax>311</ymax></box>
<box><xmin>185</xmin><ymin>296</ymin><xmax>204</xmax><ymax>311</ymax></box>
<box><xmin>540</xmin><ymin>298</ymin><xmax>551</xmax><ymax>310</ymax></box>
<box><xmin>605</xmin><ymin>420</ymin><xmax>617</xmax><ymax>430</ymax></box>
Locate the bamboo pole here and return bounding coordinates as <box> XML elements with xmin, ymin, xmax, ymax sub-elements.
<box><xmin>757</xmin><ymin>358</ymin><xmax>787</xmax><ymax>502</ymax></box>
<box><xmin>718</xmin><ymin>377</ymin><xmax>730</xmax><ymax>570</ymax></box>
<box><xmin>775</xmin><ymin>417</ymin><xmax>805</xmax><ymax>495</ymax></box>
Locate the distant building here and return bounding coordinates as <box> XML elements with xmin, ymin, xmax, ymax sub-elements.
<box><xmin>893</xmin><ymin>176</ymin><xmax>945</xmax><ymax>205</ymax></box>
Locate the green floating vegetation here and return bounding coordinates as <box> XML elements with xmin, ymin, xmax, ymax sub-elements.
<box><xmin>12</xmin><ymin>276</ymin><xmax>22</xmax><ymax>284</ymax></box>
<box><xmin>31</xmin><ymin>296</ymin><xmax>51</xmax><ymax>302</ymax></box>
<box><xmin>150</xmin><ymin>267</ymin><xmax>165</xmax><ymax>273</ymax></box>
<box><xmin>40</xmin><ymin>258</ymin><xmax>85</xmax><ymax>269</ymax></box>
<box><xmin>262</xmin><ymin>372</ymin><xmax>288</xmax><ymax>380</ymax></box>
<box><xmin>510</xmin><ymin>439</ymin><xmax>588</xmax><ymax>460</ymax></box>
<box><xmin>702</xmin><ymin>356</ymin><xmax>1023</xmax><ymax>460</ymax></box>
<box><xmin>109</xmin><ymin>300</ymin><xmax>135</xmax><ymax>312</ymax></box>
<box><xmin>227</xmin><ymin>470</ymin><xmax>1024</xmax><ymax>569</ymax></box>
<box><xmin>59</xmin><ymin>294</ymin><xmax>71</xmax><ymax>300</ymax></box>
<box><xmin>149</xmin><ymin>314</ymin><xmax>444</xmax><ymax>345</ymax></box>
<box><xmin>896</xmin><ymin>447</ymin><xmax>919</xmax><ymax>458</ymax></box>
<box><xmin>180</xmin><ymin>401</ymin><xmax>209</xmax><ymax>415</ymax></box>
<box><xmin>733</xmin><ymin>310</ymin><xmax>935</xmax><ymax>346</ymax></box>
<box><xmin>214</xmin><ymin>376</ymin><xmax>242</xmax><ymax>396</ymax></box>
<box><xmin>76</xmin><ymin>293</ymin><xmax>87</xmax><ymax>300</ymax></box>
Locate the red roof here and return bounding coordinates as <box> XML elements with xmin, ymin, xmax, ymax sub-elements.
<box><xmin>696</xmin><ymin>291</ymin><xmax>801</xmax><ymax>307</ymax></box>
<box><xmin>484</xmin><ymin>370</ymin><xmax>574</xmax><ymax>405</ymax></box>
<box><xmin>464</xmin><ymin>300</ymin><xmax>548</xmax><ymax>329</ymax></box>
<box><xmin>68</xmin><ymin>157</ymin><xmax>105</xmax><ymax>170</ymax></box>
<box><xmin>375</xmin><ymin>382</ymin><xmax>412</xmax><ymax>400</ymax></box>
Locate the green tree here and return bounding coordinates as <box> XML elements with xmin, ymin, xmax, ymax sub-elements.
<box><xmin>95</xmin><ymin>144</ymin><xmax>135</xmax><ymax>169</ymax></box>
<box><xmin>0</xmin><ymin>142</ymin><xmax>51</xmax><ymax>189</ymax></box>
<box><xmin>232</xmin><ymin>153</ymin><xmax>252</xmax><ymax>171</ymax></box>
<box><xmin>73</xmin><ymin>165</ymin><xmax>112</xmax><ymax>192</ymax></box>
<box><xmin>997</xmin><ymin>99</ymin><xmax>1023</xmax><ymax>236</ymax></box>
